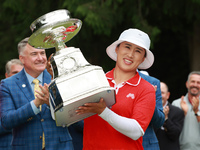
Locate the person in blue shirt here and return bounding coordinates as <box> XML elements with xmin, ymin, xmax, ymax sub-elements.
<box><xmin>0</xmin><ymin>37</ymin><xmax>73</xmax><ymax>150</ymax></box>
<box><xmin>139</xmin><ymin>70</ymin><xmax>165</xmax><ymax>150</ymax></box>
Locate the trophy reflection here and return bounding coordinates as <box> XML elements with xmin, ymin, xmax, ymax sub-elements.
<box><xmin>28</xmin><ymin>9</ymin><xmax>115</xmax><ymax>127</ymax></box>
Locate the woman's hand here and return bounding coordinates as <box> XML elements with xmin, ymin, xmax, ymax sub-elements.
<box><xmin>76</xmin><ymin>98</ymin><xmax>107</xmax><ymax>115</ymax></box>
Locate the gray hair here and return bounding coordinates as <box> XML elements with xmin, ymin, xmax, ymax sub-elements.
<box><xmin>18</xmin><ymin>37</ymin><xmax>29</xmax><ymax>55</ymax></box>
<box><xmin>5</xmin><ymin>59</ymin><xmax>23</xmax><ymax>74</ymax></box>
<box><xmin>187</xmin><ymin>71</ymin><xmax>200</xmax><ymax>81</ymax></box>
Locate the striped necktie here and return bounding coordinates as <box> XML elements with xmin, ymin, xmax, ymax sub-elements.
<box><xmin>32</xmin><ymin>79</ymin><xmax>45</xmax><ymax>149</ymax></box>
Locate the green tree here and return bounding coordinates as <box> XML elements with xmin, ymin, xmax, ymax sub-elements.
<box><xmin>0</xmin><ymin>0</ymin><xmax>200</xmax><ymax>101</ymax></box>
<box><xmin>0</xmin><ymin>0</ymin><xmax>62</xmax><ymax>79</ymax></box>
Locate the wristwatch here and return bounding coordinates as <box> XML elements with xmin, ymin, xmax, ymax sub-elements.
<box><xmin>195</xmin><ymin>111</ymin><xmax>200</xmax><ymax>116</ymax></box>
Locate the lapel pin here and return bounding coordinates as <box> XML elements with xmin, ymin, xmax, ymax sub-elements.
<box><xmin>22</xmin><ymin>84</ymin><xmax>26</xmax><ymax>88</ymax></box>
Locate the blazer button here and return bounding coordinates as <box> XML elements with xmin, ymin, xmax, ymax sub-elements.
<box><xmin>27</xmin><ymin>117</ymin><xmax>33</xmax><ymax>121</ymax></box>
<box><xmin>41</xmin><ymin>119</ymin><xmax>44</xmax><ymax>122</ymax></box>
<box><xmin>40</xmin><ymin>136</ymin><xmax>42</xmax><ymax>139</ymax></box>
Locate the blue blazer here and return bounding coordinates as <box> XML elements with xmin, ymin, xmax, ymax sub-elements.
<box><xmin>0</xmin><ymin>81</ymin><xmax>12</xmax><ymax>150</ymax></box>
<box><xmin>0</xmin><ymin>69</ymin><xmax>73</xmax><ymax>150</ymax></box>
<box><xmin>0</xmin><ymin>126</ymin><xmax>12</xmax><ymax>150</ymax></box>
<box><xmin>139</xmin><ymin>71</ymin><xmax>165</xmax><ymax>150</ymax></box>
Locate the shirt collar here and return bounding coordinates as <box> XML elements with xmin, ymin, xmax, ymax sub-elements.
<box><xmin>106</xmin><ymin>68</ymin><xmax>141</xmax><ymax>87</ymax></box>
<box><xmin>163</xmin><ymin>101</ymin><xmax>168</xmax><ymax>108</ymax></box>
<box><xmin>24</xmin><ymin>69</ymin><xmax>43</xmax><ymax>85</ymax></box>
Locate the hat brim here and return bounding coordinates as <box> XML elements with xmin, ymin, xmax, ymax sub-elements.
<box><xmin>106</xmin><ymin>40</ymin><xmax>154</xmax><ymax>69</ymax></box>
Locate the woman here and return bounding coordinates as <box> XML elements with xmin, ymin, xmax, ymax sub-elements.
<box><xmin>76</xmin><ymin>28</ymin><xmax>156</xmax><ymax>150</ymax></box>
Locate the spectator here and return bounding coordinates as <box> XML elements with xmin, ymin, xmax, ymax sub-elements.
<box><xmin>0</xmin><ymin>59</ymin><xmax>23</xmax><ymax>150</ymax></box>
<box><xmin>172</xmin><ymin>71</ymin><xmax>200</xmax><ymax>150</ymax></box>
<box><xmin>5</xmin><ymin>59</ymin><xmax>23</xmax><ymax>78</ymax></box>
<box><xmin>138</xmin><ymin>71</ymin><xmax>165</xmax><ymax>150</ymax></box>
<box><xmin>0</xmin><ymin>37</ymin><xmax>73</xmax><ymax>150</ymax></box>
<box><xmin>155</xmin><ymin>82</ymin><xmax>184</xmax><ymax>150</ymax></box>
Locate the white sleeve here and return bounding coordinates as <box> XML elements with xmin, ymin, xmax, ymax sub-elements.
<box><xmin>99</xmin><ymin>107</ymin><xmax>144</xmax><ymax>140</ymax></box>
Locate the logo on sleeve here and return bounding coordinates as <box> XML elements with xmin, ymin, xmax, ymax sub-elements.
<box><xmin>126</xmin><ymin>93</ymin><xmax>135</xmax><ymax>99</ymax></box>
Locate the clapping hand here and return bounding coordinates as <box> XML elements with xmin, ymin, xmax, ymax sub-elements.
<box><xmin>180</xmin><ymin>96</ymin><xmax>188</xmax><ymax>115</ymax></box>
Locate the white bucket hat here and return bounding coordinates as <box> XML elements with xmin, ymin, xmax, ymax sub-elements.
<box><xmin>106</xmin><ymin>28</ymin><xmax>154</xmax><ymax>69</ymax></box>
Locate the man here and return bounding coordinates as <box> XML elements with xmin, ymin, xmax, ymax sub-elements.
<box><xmin>5</xmin><ymin>59</ymin><xmax>23</xmax><ymax>78</ymax></box>
<box><xmin>138</xmin><ymin>71</ymin><xmax>165</xmax><ymax>150</ymax></box>
<box><xmin>172</xmin><ymin>71</ymin><xmax>200</xmax><ymax>150</ymax></box>
<box><xmin>0</xmin><ymin>59</ymin><xmax>23</xmax><ymax>150</ymax></box>
<box><xmin>0</xmin><ymin>37</ymin><xmax>73</xmax><ymax>150</ymax></box>
<box><xmin>155</xmin><ymin>82</ymin><xmax>184</xmax><ymax>150</ymax></box>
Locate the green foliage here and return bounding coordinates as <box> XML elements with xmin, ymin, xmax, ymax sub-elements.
<box><xmin>0</xmin><ymin>0</ymin><xmax>200</xmax><ymax>101</ymax></box>
<box><xmin>0</xmin><ymin>0</ymin><xmax>61</xmax><ymax>79</ymax></box>
<box><xmin>62</xmin><ymin>0</ymin><xmax>124</xmax><ymax>36</ymax></box>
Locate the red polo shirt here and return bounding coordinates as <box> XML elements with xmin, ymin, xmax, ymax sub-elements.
<box><xmin>83</xmin><ymin>69</ymin><xmax>156</xmax><ymax>150</ymax></box>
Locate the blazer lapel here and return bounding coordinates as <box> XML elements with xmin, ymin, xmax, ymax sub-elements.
<box><xmin>41</xmin><ymin>69</ymin><xmax>52</xmax><ymax>116</ymax></box>
<box><xmin>15</xmin><ymin>69</ymin><xmax>35</xmax><ymax>102</ymax></box>
<box><xmin>15</xmin><ymin>69</ymin><xmax>52</xmax><ymax>116</ymax></box>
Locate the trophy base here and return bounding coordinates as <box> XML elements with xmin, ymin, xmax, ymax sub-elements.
<box><xmin>54</xmin><ymin>88</ymin><xmax>115</xmax><ymax>127</ymax></box>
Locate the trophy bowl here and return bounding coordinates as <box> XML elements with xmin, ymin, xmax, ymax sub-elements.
<box><xmin>28</xmin><ymin>9</ymin><xmax>116</xmax><ymax>127</ymax></box>
<box><xmin>29</xmin><ymin>9</ymin><xmax>82</xmax><ymax>51</ymax></box>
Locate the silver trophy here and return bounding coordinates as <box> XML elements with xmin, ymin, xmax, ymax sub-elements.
<box><xmin>28</xmin><ymin>9</ymin><xmax>115</xmax><ymax>127</ymax></box>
